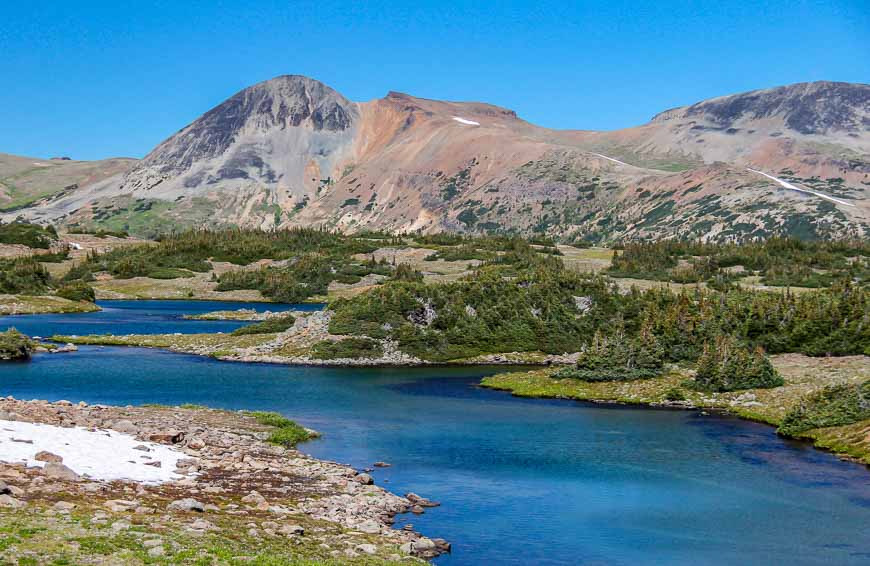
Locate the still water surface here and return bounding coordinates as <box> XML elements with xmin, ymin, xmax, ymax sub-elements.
<box><xmin>1</xmin><ymin>301</ymin><xmax>868</xmax><ymax>565</ymax></box>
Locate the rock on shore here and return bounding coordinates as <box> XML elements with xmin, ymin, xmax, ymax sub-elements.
<box><xmin>0</xmin><ymin>397</ymin><xmax>446</xmax><ymax>562</ymax></box>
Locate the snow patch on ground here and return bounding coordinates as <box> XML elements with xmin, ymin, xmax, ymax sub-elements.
<box><xmin>590</xmin><ymin>153</ymin><xmax>630</xmax><ymax>167</ymax></box>
<box><xmin>0</xmin><ymin>420</ymin><xmax>188</xmax><ymax>484</ymax></box>
<box><xmin>452</xmin><ymin>117</ymin><xmax>480</xmax><ymax>126</ymax></box>
<box><xmin>747</xmin><ymin>168</ymin><xmax>855</xmax><ymax>208</ymax></box>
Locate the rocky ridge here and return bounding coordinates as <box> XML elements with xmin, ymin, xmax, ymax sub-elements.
<box><xmin>0</xmin><ymin>397</ymin><xmax>449</xmax><ymax>562</ymax></box>
<box><xmin>5</xmin><ymin>78</ymin><xmax>868</xmax><ymax>241</ymax></box>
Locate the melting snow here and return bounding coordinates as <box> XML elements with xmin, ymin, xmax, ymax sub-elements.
<box><xmin>747</xmin><ymin>169</ymin><xmax>855</xmax><ymax>207</ymax></box>
<box><xmin>452</xmin><ymin>117</ymin><xmax>480</xmax><ymax>126</ymax></box>
<box><xmin>590</xmin><ymin>153</ymin><xmax>630</xmax><ymax>167</ymax></box>
<box><xmin>0</xmin><ymin>420</ymin><xmax>188</xmax><ymax>484</ymax></box>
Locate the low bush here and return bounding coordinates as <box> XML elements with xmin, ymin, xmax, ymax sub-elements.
<box><xmin>231</xmin><ymin>314</ymin><xmax>296</xmax><ymax>336</ymax></box>
<box><xmin>554</xmin><ymin>326</ymin><xmax>664</xmax><ymax>382</ymax></box>
<box><xmin>0</xmin><ymin>257</ymin><xmax>51</xmax><ymax>294</ymax></box>
<box><xmin>146</xmin><ymin>267</ymin><xmax>195</xmax><ymax>279</ymax></box>
<box><xmin>56</xmin><ymin>281</ymin><xmax>96</xmax><ymax>303</ymax></box>
<box><xmin>692</xmin><ymin>335</ymin><xmax>783</xmax><ymax>392</ymax></box>
<box><xmin>0</xmin><ymin>328</ymin><xmax>34</xmax><ymax>361</ymax></box>
<box><xmin>0</xmin><ymin>222</ymin><xmax>56</xmax><ymax>249</ymax></box>
<box><xmin>245</xmin><ymin>411</ymin><xmax>314</xmax><ymax>447</ymax></box>
<box><xmin>778</xmin><ymin>380</ymin><xmax>870</xmax><ymax>436</ymax></box>
<box><xmin>311</xmin><ymin>337</ymin><xmax>384</xmax><ymax>360</ymax></box>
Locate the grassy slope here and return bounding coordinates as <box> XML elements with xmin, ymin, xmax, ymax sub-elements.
<box><xmin>481</xmin><ymin>354</ymin><xmax>870</xmax><ymax>464</ymax></box>
<box><xmin>0</xmin><ymin>294</ymin><xmax>100</xmax><ymax>315</ymax></box>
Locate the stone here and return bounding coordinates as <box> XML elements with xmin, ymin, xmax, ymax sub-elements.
<box><xmin>112</xmin><ymin>420</ymin><xmax>139</xmax><ymax>434</ymax></box>
<box><xmin>34</xmin><ymin>451</ymin><xmax>63</xmax><ymax>463</ymax></box>
<box><xmin>373</xmin><ymin>461</ymin><xmax>391</xmax><ymax>468</ymax></box>
<box><xmin>147</xmin><ymin>546</ymin><xmax>165</xmax><ymax>557</ymax></box>
<box><xmin>356</xmin><ymin>519</ymin><xmax>380</xmax><ymax>534</ymax></box>
<box><xmin>241</xmin><ymin>491</ymin><xmax>267</xmax><ymax>505</ymax></box>
<box><xmin>413</xmin><ymin>538</ymin><xmax>436</xmax><ymax>552</ymax></box>
<box><xmin>149</xmin><ymin>429</ymin><xmax>185</xmax><ymax>444</ymax></box>
<box><xmin>111</xmin><ymin>521</ymin><xmax>131</xmax><ymax>532</ymax></box>
<box><xmin>143</xmin><ymin>539</ymin><xmax>163</xmax><ymax>548</ymax></box>
<box><xmin>405</xmin><ymin>492</ymin><xmax>439</xmax><ymax>506</ymax></box>
<box><xmin>279</xmin><ymin>524</ymin><xmax>305</xmax><ymax>536</ymax></box>
<box><xmin>168</xmin><ymin>498</ymin><xmax>204</xmax><ymax>512</ymax></box>
<box><xmin>53</xmin><ymin>501</ymin><xmax>76</xmax><ymax>512</ymax></box>
<box><xmin>43</xmin><ymin>462</ymin><xmax>79</xmax><ymax>481</ymax></box>
<box><xmin>189</xmin><ymin>518</ymin><xmax>216</xmax><ymax>531</ymax></box>
<box><xmin>356</xmin><ymin>544</ymin><xmax>377</xmax><ymax>555</ymax></box>
<box><xmin>411</xmin><ymin>505</ymin><xmax>425</xmax><ymax>514</ymax></box>
<box><xmin>0</xmin><ymin>494</ymin><xmax>24</xmax><ymax>508</ymax></box>
<box><xmin>353</xmin><ymin>473</ymin><xmax>373</xmax><ymax>485</ymax></box>
<box><xmin>187</xmin><ymin>437</ymin><xmax>206</xmax><ymax>450</ymax></box>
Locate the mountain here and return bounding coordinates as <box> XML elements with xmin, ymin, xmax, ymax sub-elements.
<box><xmin>0</xmin><ymin>153</ymin><xmax>134</xmax><ymax>213</ymax></box>
<box><xmin>4</xmin><ymin>77</ymin><xmax>868</xmax><ymax>241</ymax></box>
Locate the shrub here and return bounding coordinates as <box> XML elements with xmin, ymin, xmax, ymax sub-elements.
<box><xmin>245</xmin><ymin>411</ymin><xmax>315</xmax><ymax>447</ymax></box>
<box><xmin>692</xmin><ymin>335</ymin><xmax>783</xmax><ymax>392</ymax></box>
<box><xmin>391</xmin><ymin>263</ymin><xmax>423</xmax><ymax>282</ymax></box>
<box><xmin>311</xmin><ymin>337</ymin><xmax>384</xmax><ymax>360</ymax></box>
<box><xmin>778</xmin><ymin>381</ymin><xmax>870</xmax><ymax>436</ymax></box>
<box><xmin>0</xmin><ymin>257</ymin><xmax>51</xmax><ymax>294</ymax></box>
<box><xmin>554</xmin><ymin>325</ymin><xmax>664</xmax><ymax>382</ymax></box>
<box><xmin>0</xmin><ymin>222</ymin><xmax>56</xmax><ymax>249</ymax></box>
<box><xmin>664</xmin><ymin>387</ymin><xmax>687</xmax><ymax>401</ymax></box>
<box><xmin>0</xmin><ymin>328</ymin><xmax>34</xmax><ymax>361</ymax></box>
<box><xmin>56</xmin><ymin>281</ymin><xmax>96</xmax><ymax>303</ymax></box>
<box><xmin>231</xmin><ymin>314</ymin><xmax>296</xmax><ymax>336</ymax></box>
<box><xmin>146</xmin><ymin>267</ymin><xmax>195</xmax><ymax>279</ymax></box>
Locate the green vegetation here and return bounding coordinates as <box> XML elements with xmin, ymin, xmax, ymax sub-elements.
<box><xmin>244</xmin><ymin>411</ymin><xmax>316</xmax><ymax>447</ymax></box>
<box><xmin>231</xmin><ymin>314</ymin><xmax>297</xmax><ymax>336</ymax></box>
<box><xmin>555</xmin><ymin>325</ymin><xmax>664</xmax><ymax>381</ymax></box>
<box><xmin>330</xmin><ymin>237</ymin><xmax>868</xmax><ymax>363</ymax></box>
<box><xmin>0</xmin><ymin>257</ymin><xmax>51</xmax><ymax>294</ymax></box>
<box><xmin>0</xmin><ymin>221</ymin><xmax>56</xmax><ymax>249</ymax></box>
<box><xmin>66</xmin><ymin>227</ymin><xmax>130</xmax><ymax>238</ymax></box>
<box><xmin>391</xmin><ymin>263</ymin><xmax>424</xmax><ymax>282</ymax></box>
<box><xmin>55</xmin><ymin>281</ymin><xmax>96</xmax><ymax>303</ymax></box>
<box><xmin>0</xmin><ymin>328</ymin><xmax>34</xmax><ymax>361</ymax></box>
<box><xmin>778</xmin><ymin>380</ymin><xmax>870</xmax><ymax>436</ymax></box>
<box><xmin>692</xmin><ymin>335</ymin><xmax>783</xmax><ymax>392</ymax></box>
<box><xmin>609</xmin><ymin>238</ymin><xmax>869</xmax><ymax>288</ymax></box>
<box><xmin>311</xmin><ymin>337</ymin><xmax>384</xmax><ymax>360</ymax></box>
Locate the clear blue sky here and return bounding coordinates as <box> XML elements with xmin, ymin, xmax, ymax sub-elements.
<box><xmin>1</xmin><ymin>0</ymin><xmax>867</xmax><ymax>160</ymax></box>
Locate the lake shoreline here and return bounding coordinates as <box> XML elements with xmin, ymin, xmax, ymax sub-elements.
<box><xmin>480</xmin><ymin>363</ymin><xmax>870</xmax><ymax>468</ymax></box>
<box><xmin>0</xmin><ymin>396</ymin><xmax>447</xmax><ymax>563</ymax></box>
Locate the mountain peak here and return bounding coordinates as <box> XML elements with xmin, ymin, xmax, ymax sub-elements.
<box><xmin>652</xmin><ymin>81</ymin><xmax>870</xmax><ymax>135</ymax></box>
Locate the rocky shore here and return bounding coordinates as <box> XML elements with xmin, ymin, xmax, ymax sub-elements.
<box><xmin>0</xmin><ymin>398</ymin><xmax>449</xmax><ymax>563</ymax></box>
<box><xmin>55</xmin><ymin>309</ymin><xmax>579</xmax><ymax>368</ymax></box>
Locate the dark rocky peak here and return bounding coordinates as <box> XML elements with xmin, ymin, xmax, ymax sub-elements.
<box><xmin>652</xmin><ymin>81</ymin><xmax>870</xmax><ymax>134</ymax></box>
<box><xmin>138</xmin><ymin>75</ymin><xmax>358</xmax><ymax>172</ymax></box>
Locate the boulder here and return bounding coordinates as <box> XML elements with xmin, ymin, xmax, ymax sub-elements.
<box><xmin>43</xmin><ymin>462</ymin><xmax>79</xmax><ymax>481</ymax></box>
<box><xmin>148</xmin><ymin>429</ymin><xmax>184</xmax><ymax>444</ymax></box>
<box><xmin>112</xmin><ymin>420</ymin><xmax>139</xmax><ymax>434</ymax></box>
<box><xmin>356</xmin><ymin>519</ymin><xmax>380</xmax><ymax>534</ymax></box>
<box><xmin>34</xmin><ymin>451</ymin><xmax>63</xmax><ymax>464</ymax></box>
<box><xmin>353</xmin><ymin>473</ymin><xmax>373</xmax><ymax>485</ymax></box>
<box><xmin>167</xmin><ymin>498</ymin><xmax>204</xmax><ymax>512</ymax></box>
<box><xmin>279</xmin><ymin>524</ymin><xmax>305</xmax><ymax>536</ymax></box>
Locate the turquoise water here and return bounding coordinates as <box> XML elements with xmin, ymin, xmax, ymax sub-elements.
<box><xmin>1</xmin><ymin>301</ymin><xmax>869</xmax><ymax>565</ymax></box>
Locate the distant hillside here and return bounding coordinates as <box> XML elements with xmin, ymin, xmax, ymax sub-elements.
<box><xmin>3</xmin><ymin>77</ymin><xmax>868</xmax><ymax>241</ymax></box>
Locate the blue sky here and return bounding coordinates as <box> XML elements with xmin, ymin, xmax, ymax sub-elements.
<box><xmin>1</xmin><ymin>0</ymin><xmax>867</xmax><ymax>160</ymax></box>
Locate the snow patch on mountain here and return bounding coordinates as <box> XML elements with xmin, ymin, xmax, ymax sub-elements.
<box><xmin>747</xmin><ymin>168</ymin><xmax>855</xmax><ymax>207</ymax></box>
<box><xmin>452</xmin><ymin>117</ymin><xmax>480</xmax><ymax>126</ymax></box>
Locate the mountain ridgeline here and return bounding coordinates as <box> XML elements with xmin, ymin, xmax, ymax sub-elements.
<box><xmin>2</xmin><ymin>77</ymin><xmax>868</xmax><ymax>242</ymax></box>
